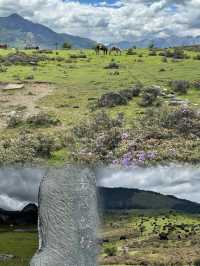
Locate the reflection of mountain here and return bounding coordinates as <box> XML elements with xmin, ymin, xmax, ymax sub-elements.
<box><xmin>0</xmin><ymin>203</ymin><xmax>38</xmax><ymax>225</ymax></box>
<box><xmin>0</xmin><ymin>13</ymin><xmax>96</xmax><ymax>49</ymax></box>
<box><xmin>98</xmin><ymin>187</ymin><xmax>200</xmax><ymax>213</ymax></box>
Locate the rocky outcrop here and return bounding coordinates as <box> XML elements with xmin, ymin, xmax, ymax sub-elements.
<box><xmin>30</xmin><ymin>166</ymin><xmax>98</xmax><ymax>266</ymax></box>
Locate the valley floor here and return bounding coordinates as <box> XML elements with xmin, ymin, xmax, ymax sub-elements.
<box><xmin>1</xmin><ymin>211</ymin><xmax>200</xmax><ymax>266</ymax></box>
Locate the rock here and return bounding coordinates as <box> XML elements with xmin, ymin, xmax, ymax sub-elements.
<box><xmin>0</xmin><ymin>83</ymin><xmax>24</xmax><ymax>91</ymax></box>
<box><xmin>168</xmin><ymin>98</ymin><xmax>189</xmax><ymax>106</ymax></box>
<box><xmin>30</xmin><ymin>167</ymin><xmax>98</xmax><ymax>266</ymax></box>
<box><xmin>0</xmin><ymin>254</ymin><xmax>14</xmax><ymax>261</ymax></box>
<box><xmin>98</xmin><ymin>92</ymin><xmax>127</xmax><ymax>108</ymax></box>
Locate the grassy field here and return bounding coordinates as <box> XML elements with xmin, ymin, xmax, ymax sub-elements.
<box><xmin>1</xmin><ymin>211</ymin><xmax>200</xmax><ymax>265</ymax></box>
<box><xmin>0</xmin><ymin>47</ymin><xmax>200</xmax><ymax>165</ymax></box>
<box><xmin>1</xmin><ymin>48</ymin><xmax>200</xmax><ymax>129</ymax></box>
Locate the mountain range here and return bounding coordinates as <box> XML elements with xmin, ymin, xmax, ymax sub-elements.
<box><xmin>110</xmin><ymin>35</ymin><xmax>200</xmax><ymax>49</ymax></box>
<box><xmin>1</xmin><ymin>14</ymin><xmax>200</xmax><ymax>49</ymax></box>
<box><xmin>0</xmin><ymin>187</ymin><xmax>199</xmax><ymax>226</ymax></box>
<box><xmin>0</xmin><ymin>14</ymin><xmax>96</xmax><ymax>49</ymax></box>
<box><xmin>98</xmin><ymin>187</ymin><xmax>200</xmax><ymax>213</ymax></box>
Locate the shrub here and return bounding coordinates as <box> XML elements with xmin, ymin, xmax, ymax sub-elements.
<box><xmin>139</xmin><ymin>93</ymin><xmax>157</xmax><ymax>107</ymax></box>
<box><xmin>104</xmin><ymin>243</ymin><xmax>117</xmax><ymax>257</ymax></box>
<box><xmin>98</xmin><ymin>92</ymin><xmax>127</xmax><ymax>108</ymax></box>
<box><xmin>7</xmin><ymin>112</ymin><xmax>23</xmax><ymax>128</ymax></box>
<box><xmin>71</xmin><ymin>111</ymin><xmax>124</xmax><ymax>164</ymax></box>
<box><xmin>104</xmin><ymin>59</ymin><xmax>120</xmax><ymax>69</ymax></box>
<box><xmin>194</xmin><ymin>258</ymin><xmax>200</xmax><ymax>266</ymax></box>
<box><xmin>170</xmin><ymin>80</ymin><xmax>190</xmax><ymax>94</ymax></box>
<box><xmin>62</xmin><ymin>42</ymin><xmax>72</xmax><ymax>49</ymax></box>
<box><xmin>192</xmin><ymin>80</ymin><xmax>200</xmax><ymax>89</ymax></box>
<box><xmin>149</xmin><ymin>50</ymin><xmax>157</xmax><ymax>56</ymax></box>
<box><xmin>126</xmin><ymin>48</ymin><xmax>137</xmax><ymax>55</ymax></box>
<box><xmin>141</xmin><ymin>106</ymin><xmax>200</xmax><ymax>137</ymax></box>
<box><xmin>193</xmin><ymin>54</ymin><xmax>200</xmax><ymax>60</ymax></box>
<box><xmin>144</xmin><ymin>86</ymin><xmax>161</xmax><ymax>97</ymax></box>
<box><xmin>0</xmin><ymin>131</ymin><xmax>60</xmax><ymax>165</ymax></box>
<box><xmin>26</xmin><ymin>112</ymin><xmax>60</xmax><ymax>127</ymax></box>
<box><xmin>69</xmin><ymin>54</ymin><xmax>87</xmax><ymax>59</ymax></box>
<box><xmin>161</xmin><ymin>56</ymin><xmax>168</xmax><ymax>63</ymax></box>
<box><xmin>139</xmin><ymin>86</ymin><xmax>161</xmax><ymax>107</ymax></box>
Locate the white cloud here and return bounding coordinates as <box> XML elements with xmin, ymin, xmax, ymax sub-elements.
<box><xmin>97</xmin><ymin>164</ymin><xmax>200</xmax><ymax>203</ymax></box>
<box><xmin>0</xmin><ymin>164</ymin><xmax>200</xmax><ymax>210</ymax></box>
<box><xmin>0</xmin><ymin>0</ymin><xmax>200</xmax><ymax>43</ymax></box>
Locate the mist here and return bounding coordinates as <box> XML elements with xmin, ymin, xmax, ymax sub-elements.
<box><xmin>0</xmin><ymin>164</ymin><xmax>200</xmax><ymax>211</ymax></box>
<box><xmin>0</xmin><ymin>167</ymin><xmax>45</xmax><ymax>210</ymax></box>
<box><xmin>97</xmin><ymin>164</ymin><xmax>200</xmax><ymax>203</ymax></box>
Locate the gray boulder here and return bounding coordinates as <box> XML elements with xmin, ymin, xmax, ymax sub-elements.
<box><xmin>30</xmin><ymin>166</ymin><xmax>98</xmax><ymax>266</ymax></box>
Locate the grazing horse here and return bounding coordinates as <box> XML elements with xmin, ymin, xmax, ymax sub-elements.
<box><xmin>25</xmin><ymin>46</ymin><xmax>40</xmax><ymax>50</ymax></box>
<box><xmin>95</xmin><ymin>44</ymin><xmax>108</xmax><ymax>55</ymax></box>
<box><xmin>0</xmin><ymin>44</ymin><xmax>8</xmax><ymax>49</ymax></box>
<box><xmin>109</xmin><ymin>46</ymin><xmax>122</xmax><ymax>55</ymax></box>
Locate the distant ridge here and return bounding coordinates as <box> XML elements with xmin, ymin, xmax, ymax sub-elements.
<box><xmin>0</xmin><ymin>13</ymin><xmax>96</xmax><ymax>49</ymax></box>
<box><xmin>98</xmin><ymin>187</ymin><xmax>200</xmax><ymax>213</ymax></box>
<box><xmin>0</xmin><ymin>188</ymin><xmax>199</xmax><ymax>226</ymax></box>
<box><xmin>109</xmin><ymin>35</ymin><xmax>200</xmax><ymax>49</ymax></box>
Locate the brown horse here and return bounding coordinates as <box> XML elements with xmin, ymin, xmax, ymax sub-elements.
<box><xmin>109</xmin><ymin>46</ymin><xmax>122</xmax><ymax>55</ymax></box>
<box><xmin>0</xmin><ymin>44</ymin><xmax>8</xmax><ymax>49</ymax></box>
<box><xmin>95</xmin><ymin>44</ymin><xmax>108</xmax><ymax>55</ymax></box>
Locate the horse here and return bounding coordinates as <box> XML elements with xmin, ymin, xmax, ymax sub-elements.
<box><xmin>0</xmin><ymin>44</ymin><xmax>8</xmax><ymax>49</ymax></box>
<box><xmin>95</xmin><ymin>44</ymin><xmax>108</xmax><ymax>55</ymax></box>
<box><xmin>25</xmin><ymin>46</ymin><xmax>40</xmax><ymax>50</ymax></box>
<box><xmin>109</xmin><ymin>46</ymin><xmax>122</xmax><ymax>55</ymax></box>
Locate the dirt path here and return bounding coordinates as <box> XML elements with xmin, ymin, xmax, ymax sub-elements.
<box><xmin>0</xmin><ymin>82</ymin><xmax>54</xmax><ymax>128</ymax></box>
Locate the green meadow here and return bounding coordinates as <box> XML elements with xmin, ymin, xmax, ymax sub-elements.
<box><xmin>0</xmin><ymin>47</ymin><xmax>200</xmax><ymax>165</ymax></box>
<box><xmin>1</xmin><ymin>211</ymin><xmax>200</xmax><ymax>265</ymax></box>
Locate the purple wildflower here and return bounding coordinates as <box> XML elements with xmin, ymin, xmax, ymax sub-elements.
<box><xmin>121</xmin><ymin>132</ymin><xmax>129</xmax><ymax>140</ymax></box>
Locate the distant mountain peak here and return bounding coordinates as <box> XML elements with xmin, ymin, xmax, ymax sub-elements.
<box><xmin>9</xmin><ymin>13</ymin><xmax>22</xmax><ymax>18</ymax></box>
<box><xmin>0</xmin><ymin>13</ymin><xmax>96</xmax><ymax>49</ymax></box>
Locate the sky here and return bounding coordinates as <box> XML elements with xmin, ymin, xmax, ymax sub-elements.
<box><xmin>0</xmin><ymin>0</ymin><xmax>200</xmax><ymax>43</ymax></box>
<box><xmin>0</xmin><ymin>165</ymin><xmax>200</xmax><ymax>211</ymax></box>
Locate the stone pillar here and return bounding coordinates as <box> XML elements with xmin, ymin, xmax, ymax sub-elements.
<box><xmin>30</xmin><ymin>166</ymin><xmax>98</xmax><ymax>266</ymax></box>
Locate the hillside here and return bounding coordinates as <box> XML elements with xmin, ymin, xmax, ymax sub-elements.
<box><xmin>0</xmin><ymin>14</ymin><xmax>96</xmax><ymax>49</ymax></box>
<box><xmin>98</xmin><ymin>187</ymin><xmax>200</xmax><ymax>213</ymax></box>
<box><xmin>0</xmin><ymin>203</ymin><xmax>38</xmax><ymax>225</ymax></box>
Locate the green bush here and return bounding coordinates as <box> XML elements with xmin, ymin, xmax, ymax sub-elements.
<box><xmin>26</xmin><ymin>112</ymin><xmax>60</xmax><ymax>127</ymax></box>
<box><xmin>170</xmin><ymin>80</ymin><xmax>190</xmax><ymax>94</ymax></box>
<box><xmin>104</xmin><ymin>243</ymin><xmax>117</xmax><ymax>257</ymax></box>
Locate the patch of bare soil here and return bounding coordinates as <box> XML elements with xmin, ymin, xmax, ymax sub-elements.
<box><xmin>0</xmin><ymin>82</ymin><xmax>54</xmax><ymax>128</ymax></box>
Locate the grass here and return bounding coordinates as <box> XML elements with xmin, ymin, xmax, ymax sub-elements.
<box><xmin>1</xmin><ymin>211</ymin><xmax>200</xmax><ymax>265</ymax></box>
<box><xmin>1</xmin><ymin>48</ymin><xmax>200</xmax><ymax>164</ymax></box>
<box><xmin>0</xmin><ymin>227</ymin><xmax>37</xmax><ymax>266</ymax></box>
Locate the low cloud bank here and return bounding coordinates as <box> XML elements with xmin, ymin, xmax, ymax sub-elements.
<box><xmin>0</xmin><ymin>164</ymin><xmax>200</xmax><ymax>210</ymax></box>
<box><xmin>97</xmin><ymin>164</ymin><xmax>200</xmax><ymax>203</ymax></box>
<box><xmin>0</xmin><ymin>167</ymin><xmax>44</xmax><ymax>210</ymax></box>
